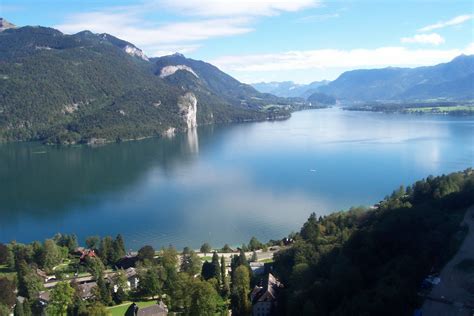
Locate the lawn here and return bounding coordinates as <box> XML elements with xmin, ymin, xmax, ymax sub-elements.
<box><xmin>200</xmin><ymin>256</ymin><xmax>212</xmax><ymax>262</ymax></box>
<box><xmin>259</xmin><ymin>258</ymin><xmax>274</xmax><ymax>263</ymax></box>
<box><xmin>107</xmin><ymin>300</ymin><xmax>157</xmax><ymax>316</ymax></box>
<box><xmin>0</xmin><ymin>264</ymin><xmax>16</xmax><ymax>279</ymax></box>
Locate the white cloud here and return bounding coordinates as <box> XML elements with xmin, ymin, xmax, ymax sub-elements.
<box><xmin>160</xmin><ymin>0</ymin><xmax>320</xmax><ymax>17</ymax></box>
<box><xmin>54</xmin><ymin>0</ymin><xmax>319</xmax><ymax>56</ymax></box>
<box><xmin>401</xmin><ymin>33</ymin><xmax>445</xmax><ymax>45</ymax></box>
<box><xmin>211</xmin><ymin>44</ymin><xmax>474</xmax><ymax>80</ymax></box>
<box><xmin>55</xmin><ymin>10</ymin><xmax>252</xmax><ymax>55</ymax></box>
<box><xmin>418</xmin><ymin>14</ymin><xmax>473</xmax><ymax>32</ymax></box>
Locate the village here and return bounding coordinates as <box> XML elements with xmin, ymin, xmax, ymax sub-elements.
<box><xmin>0</xmin><ymin>235</ymin><xmax>294</xmax><ymax>315</ymax></box>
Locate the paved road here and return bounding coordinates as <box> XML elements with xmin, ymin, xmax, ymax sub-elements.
<box><xmin>422</xmin><ymin>206</ymin><xmax>474</xmax><ymax>316</ymax></box>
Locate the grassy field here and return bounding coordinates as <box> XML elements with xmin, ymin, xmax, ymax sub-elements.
<box><xmin>0</xmin><ymin>264</ymin><xmax>16</xmax><ymax>279</ymax></box>
<box><xmin>200</xmin><ymin>256</ymin><xmax>212</xmax><ymax>262</ymax></box>
<box><xmin>107</xmin><ymin>300</ymin><xmax>158</xmax><ymax>316</ymax></box>
<box><xmin>259</xmin><ymin>258</ymin><xmax>274</xmax><ymax>263</ymax></box>
<box><xmin>407</xmin><ymin>105</ymin><xmax>474</xmax><ymax>113</ymax></box>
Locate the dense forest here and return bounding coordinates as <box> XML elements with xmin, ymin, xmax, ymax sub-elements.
<box><xmin>274</xmin><ymin>168</ymin><xmax>474</xmax><ymax>315</ymax></box>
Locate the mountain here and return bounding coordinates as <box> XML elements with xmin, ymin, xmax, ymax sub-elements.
<box><xmin>318</xmin><ymin>55</ymin><xmax>474</xmax><ymax>102</ymax></box>
<box><xmin>151</xmin><ymin>53</ymin><xmax>292</xmax><ymax>110</ymax></box>
<box><xmin>0</xmin><ymin>22</ymin><xmax>291</xmax><ymax>144</ymax></box>
<box><xmin>0</xmin><ymin>18</ymin><xmax>15</xmax><ymax>32</ymax></box>
<box><xmin>252</xmin><ymin>80</ymin><xmax>329</xmax><ymax>98</ymax></box>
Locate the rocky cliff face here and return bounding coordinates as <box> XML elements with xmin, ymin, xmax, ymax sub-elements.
<box><xmin>178</xmin><ymin>92</ymin><xmax>197</xmax><ymax>129</ymax></box>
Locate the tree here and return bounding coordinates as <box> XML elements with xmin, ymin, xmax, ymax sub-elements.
<box><xmin>0</xmin><ymin>277</ymin><xmax>16</xmax><ymax>307</ymax></box>
<box><xmin>200</xmin><ymin>243</ymin><xmax>211</xmax><ymax>255</ymax></box>
<box><xmin>113</xmin><ymin>234</ymin><xmax>126</xmax><ymax>261</ymax></box>
<box><xmin>251</xmin><ymin>251</ymin><xmax>258</xmax><ymax>262</ymax></box>
<box><xmin>231</xmin><ymin>266</ymin><xmax>251</xmax><ymax>316</ymax></box>
<box><xmin>86</xmin><ymin>236</ymin><xmax>100</xmax><ymax>250</ymax></box>
<box><xmin>20</xmin><ymin>298</ymin><xmax>31</xmax><ymax>316</ymax></box>
<box><xmin>112</xmin><ymin>270</ymin><xmax>128</xmax><ymax>304</ymax></box>
<box><xmin>182</xmin><ymin>246</ymin><xmax>191</xmax><ymax>255</ymax></box>
<box><xmin>84</xmin><ymin>256</ymin><xmax>105</xmax><ymax>280</ymax></box>
<box><xmin>220</xmin><ymin>256</ymin><xmax>229</xmax><ymax>297</ymax></box>
<box><xmin>86</xmin><ymin>302</ymin><xmax>109</xmax><ymax>316</ymax></box>
<box><xmin>13</xmin><ymin>299</ymin><xmax>25</xmax><ymax>316</ymax></box>
<box><xmin>95</xmin><ymin>275</ymin><xmax>112</xmax><ymax>306</ymax></box>
<box><xmin>189</xmin><ymin>279</ymin><xmax>220</xmax><ymax>316</ymax></box>
<box><xmin>42</xmin><ymin>239</ymin><xmax>62</xmax><ymax>271</ymax></box>
<box><xmin>201</xmin><ymin>261</ymin><xmax>214</xmax><ymax>281</ymax></box>
<box><xmin>47</xmin><ymin>281</ymin><xmax>75</xmax><ymax>315</ymax></box>
<box><xmin>181</xmin><ymin>250</ymin><xmax>201</xmax><ymax>276</ymax></box>
<box><xmin>221</xmin><ymin>244</ymin><xmax>233</xmax><ymax>253</ymax></box>
<box><xmin>99</xmin><ymin>236</ymin><xmax>114</xmax><ymax>265</ymax></box>
<box><xmin>0</xmin><ymin>243</ymin><xmax>9</xmax><ymax>264</ymax></box>
<box><xmin>0</xmin><ymin>304</ymin><xmax>10</xmax><ymax>316</ymax></box>
<box><xmin>211</xmin><ymin>252</ymin><xmax>221</xmax><ymax>283</ymax></box>
<box><xmin>161</xmin><ymin>246</ymin><xmax>178</xmax><ymax>291</ymax></box>
<box><xmin>53</xmin><ymin>234</ymin><xmax>78</xmax><ymax>253</ymax></box>
<box><xmin>137</xmin><ymin>245</ymin><xmax>155</xmax><ymax>263</ymax></box>
<box><xmin>138</xmin><ymin>266</ymin><xmax>164</xmax><ymax>299</ymax></box>
<box><xmin>17</xmin><ymin>262</ymin><xmax>43</xmax><ymax>298</ymax></box>
<box><xmin>248</xmin><ymin>237</ymin><xmax>263</xmax><ymax>251</ymax></box>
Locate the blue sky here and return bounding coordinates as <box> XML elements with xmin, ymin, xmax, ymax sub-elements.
<box><xmin>1</xmin><ymin>0</ymin><xmax>473</xmax><ymax>83</ymax></box>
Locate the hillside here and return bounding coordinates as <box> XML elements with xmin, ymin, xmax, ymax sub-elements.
<box><xmin>274</xmin><ymin>169</ymin><xmax>474</xmax><ymax>315</ymax></box>
<box><xmin>318</xmin><ymin>55</ymin><xmax>474</xmax><ymax>102</ymax></box>
<box><xmin>0</xmin><ymin>23</ymin><xmax>291</xmax><ymax>144</ymax></box>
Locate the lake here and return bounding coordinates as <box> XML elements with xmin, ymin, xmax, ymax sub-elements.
<box><xmin>1</xmin><ymin>108</ymin><xmax>473</xmax><ymax>250</ymax></box>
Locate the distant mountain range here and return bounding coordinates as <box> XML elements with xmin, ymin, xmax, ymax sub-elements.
<box><xmin>253</xmin><ymin>55</ymin><xmax>474</xmax><ymax>102</ymax></box>
<box><xmin>0</xmin><ymin>19</ymin><xmax>293</xmax><ymax>144</ymax></box>
<box><xmin>252</xmin><ymin>80</ymin><xmax>329</xmax><ymax>98</ymax></box>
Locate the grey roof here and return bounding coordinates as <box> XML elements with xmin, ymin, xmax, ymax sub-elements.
<box><xmin>77</xmin><ymin>282</ymin><xmax>97</xmax><ymax>299</ymax></box>
<box><xmin>251</xmin><ymin>273</ymin><xmax>282</xmax><ymax>304</ymax></box>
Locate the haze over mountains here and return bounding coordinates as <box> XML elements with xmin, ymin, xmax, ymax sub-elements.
<box><xmin>253</xmin><ymin>55</ymin><xmax>474</xmax><ymax>102</ymax></box>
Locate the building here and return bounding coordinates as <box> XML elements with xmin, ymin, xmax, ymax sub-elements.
<box><xmin>125</xmin><ymin>267</ymin><xmax>140</xmax><ymax>289</ymax></box>
<box><xmin>77</xmin><ymin>282</ymin><xmax>97</xmax><ymax>300</ymax></box>
<box><xmin>114</xmin><ymin>267</ymin><xmax>140</xmax><ymax>292</ymax></box>
<box><xmin>251</xmin><ymin>273</ymin><xmax>283</xmax><ymax>316</ymax></box>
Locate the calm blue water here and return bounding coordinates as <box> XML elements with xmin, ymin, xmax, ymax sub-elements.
<box><xmin>1</xmin><ymin>108</ymin><xmax>473</xmax><ymax>250</ymax></box>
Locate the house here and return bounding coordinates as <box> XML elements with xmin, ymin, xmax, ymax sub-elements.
<box><xmin>114</xmin><ymin>268</ymin><xmax>140</xmax><ymax>292</ymax></box>
<box><xmin>77</xmin><ymin>282</ymin><xmax>97</xmax><ymax>300</ymax></box>
<box><xmin>125</xmin><ymin>268</ymin><xmax>139</xmax><ymax>289</ymax></box>
<box><xmin>251</xmin><ymin>273</ymin><xmax>283</xmax><ymax>316</ymax></box>
<box><xmin>125</xmin><ymin>301</ymin><xmax>168</xmax><ymax>316</ymax></box>
<box><xmin>79</xmin><ymin>249</ymin><xmax>97</xmax><ymax>262</ymax></box>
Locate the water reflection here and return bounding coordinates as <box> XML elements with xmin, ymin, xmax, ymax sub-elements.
<box><xmin>0</xmin><ymin>108</ymin><xmax>473</xmax><ymax>249</ymax></box>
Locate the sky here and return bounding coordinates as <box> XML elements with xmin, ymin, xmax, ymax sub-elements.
<box><xmin>1</xmin><ymin>0</ymin><xmax>473</xmax><ymax>83</ymax></box>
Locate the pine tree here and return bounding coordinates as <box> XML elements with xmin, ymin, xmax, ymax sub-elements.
<box><xmin>211</xmin><ymin>252</ymin><xmax>221</xmax><ymax>283</ymax></box>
